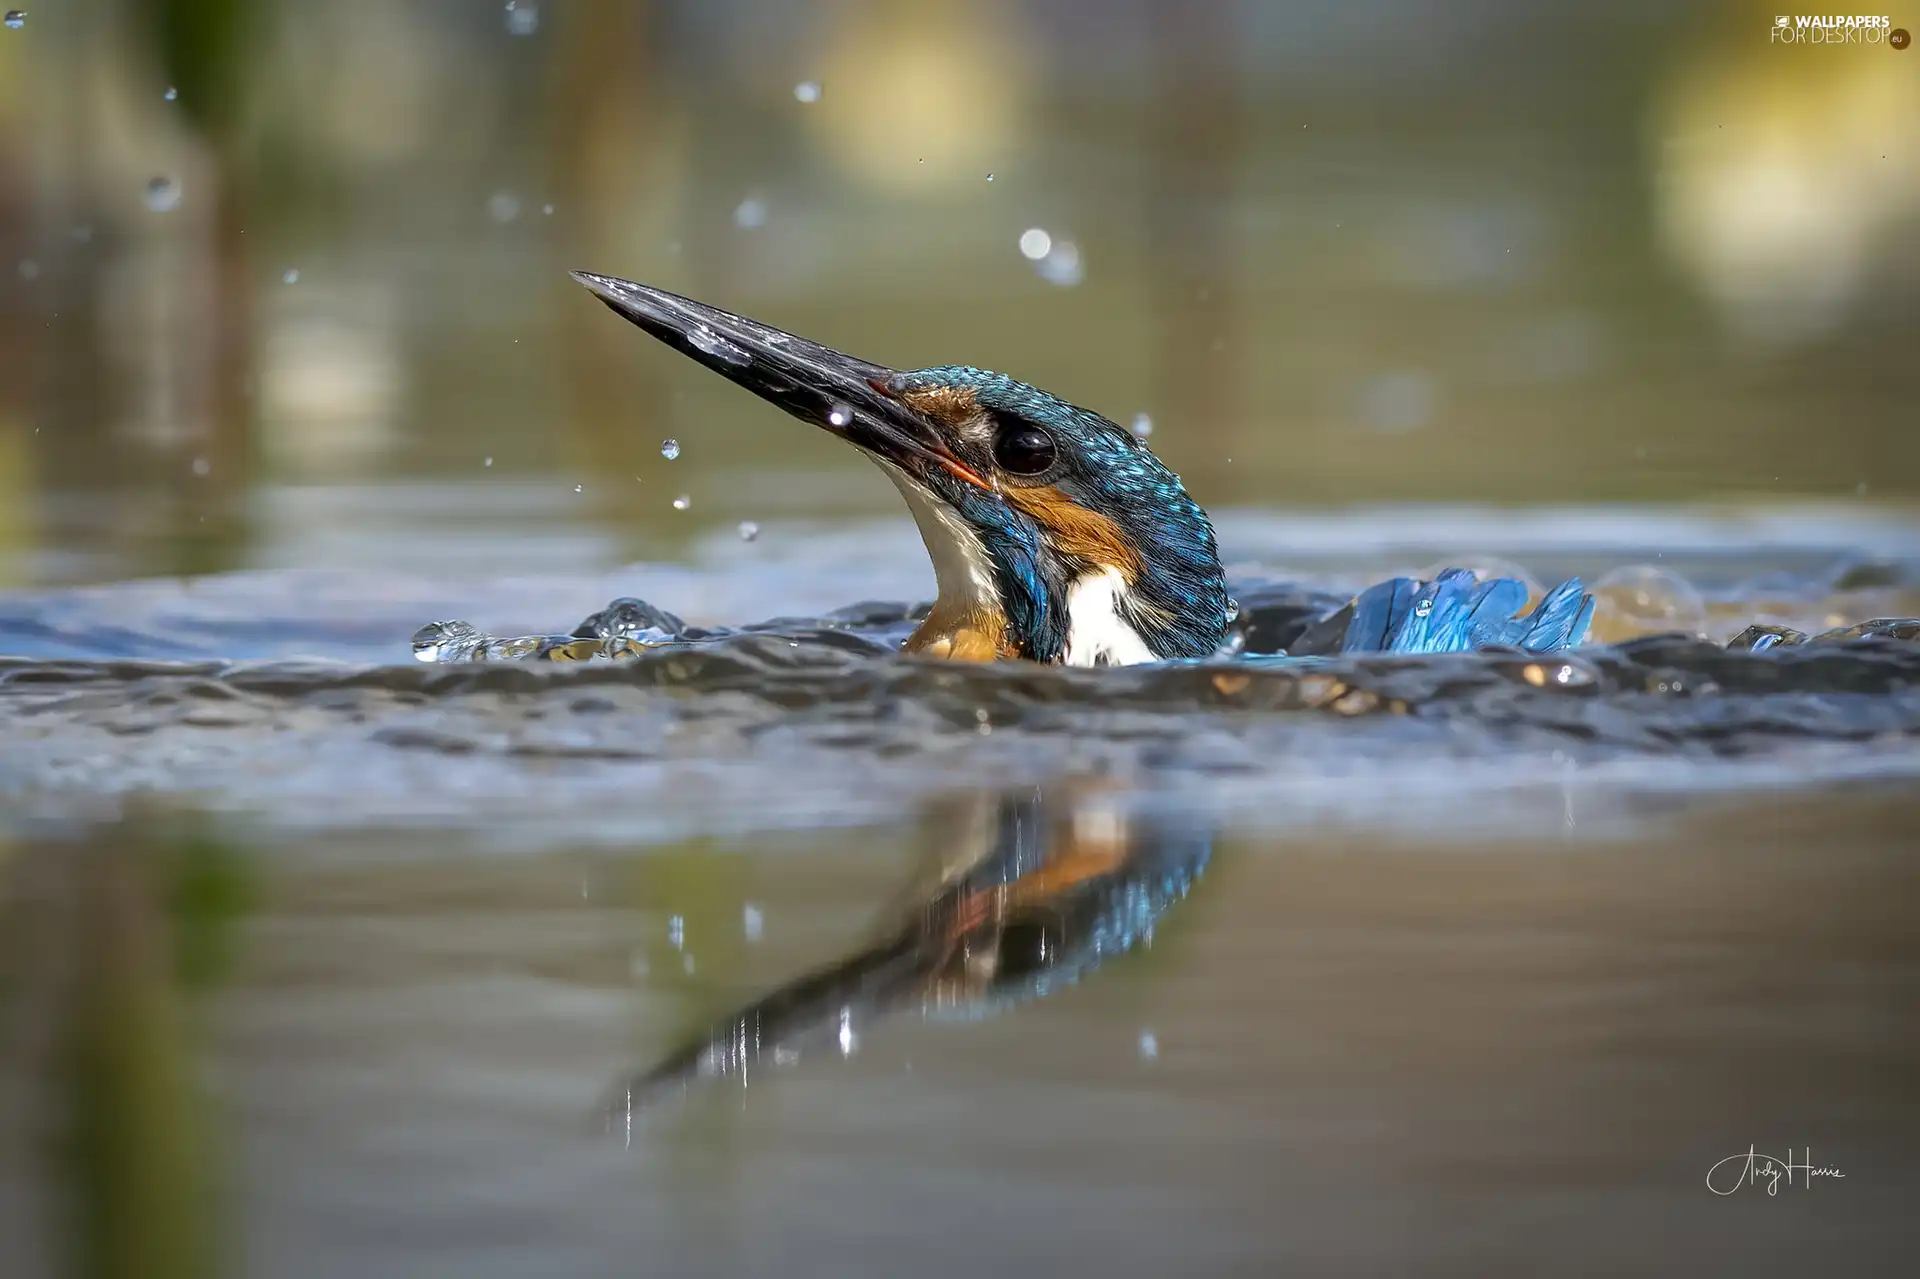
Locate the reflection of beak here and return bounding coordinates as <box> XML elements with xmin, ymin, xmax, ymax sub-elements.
<box><xmin>571</xmin><ymin>272</ymin><xmax>993</xmax><ymax>491</ymax></box>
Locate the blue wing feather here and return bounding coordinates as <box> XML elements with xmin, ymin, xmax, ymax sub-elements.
<box><xmin>1336</xmin><ymin>570</ymin><xmax>1593</xmax><ymax>656</ymax></box>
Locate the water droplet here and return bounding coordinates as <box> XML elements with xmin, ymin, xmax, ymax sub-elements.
<box><xmin>985</xmin><ymin>173</ymin><xmax>995</xmax><ymax>182</ymax></box>
<box><xmin>1130</xmin><ymin>412</ymin><xmax>1153</xmax><ymax>439</ymax></box>
<box><xmin>682</xmin><ymin>953</ymin><xmax>696</xmax><ymax>974</ymax></box>
<box><xmin>737</xmin><ymin>520</ymin><xmax>760</xmax><ymax>542</ymax></box>
<box><xmin>1036</xmin><ymin>239</ymin><xmax>1083</xmax><ymax>286</ymax></box>
<box><xmin>1018</xmin><ymin>228</ymin><xmax>1052</xmax><ymax>260</ymax></box>
<box><xmin>17</xmin><ymin>258</ymin><xmax>38</xmax><ymax>281</ymax></box>
<box><xmin>659</xmin><ymin>438</ymin><xmax>680</xmax><ymax>461</ymax></box>
<box><xmin>743</xmin><ymin>903</ymin><xmax>764</xmax><ymax>941</ymax></box>
<box><xmin>487</xmin><ymin>191</ymin><xmax>521</xmax><ymax>223</ymax></box>
<box><xmin>503</xmin><ymin>0</ymin><xmax>538</xmax><ymax>36</ymax></box>
<box><xmin>143</xmin><ymin>175</ymin><xmax>182</xmax><ymax>213</ymax></box>
<box><xmin>733</xmin><ymin>196</ymin><xmax>767</xmax><ymax>229</ymax></box>
<box><xmin>191</xmin><ymin>457</ymin><xmax>210</xmax><ymax>477</ymax></box>
<box><xmin>573</xmin><ymin>483</ymin><xmax>583</xmax><ymax>494</ymax></box>
<box><xmin>483</xmin><ymin>456</ymin><xmax>493</xmax><ymax>468</ymax></box>
<box><xmin>837</xmin><ymin>1007</ymin><xmax>857</xmax><ymax>1057</ymax></box>
<box><xmin>541</xmin><ymin>203</ymin><xmax>553</xmax><ymax>215</ymax></box>
<box><xmin>1413</xmin><ymin>599</ymin><xmax>1434</xmax><ymax>619</ymax></box>
<box><xmin>671</xmin><ymin>494</ymin><xmax>690</xmax><ymax>511</ymax></box>
<box><xmin>163</xmin><ymin>86</ymin><xmax>178</xmax><ymax>101</ymax></box>
<box><xmin>667</xmin><ymin>914</ymin><xmax>685</xmax><ymax>949</ymax></box>
<box><xmin>1138</xmin><ymin>1030</ymin><xmax>1159</xmax><ymax>1060</ymax></box>
<box><xmin>827</xmin><ymin>403</ymin><xmax>853</xmax><ymax>428</ymax></box>
<box><xmin>793</xmin><ymin>81</ymin><xmax>821</xmax><ymax>104</ymax></box>
<box><xmin>281</xmin><ymin>268</ymin><xmax>299</xmax><ymax>284</ymax></box>
<box><xmin>3</xmin><ymin>11</ymin><xmax>24</xmax><ymax>31</ymax></box>
<box><xmin>686</xmin><ymin>325</ymin><xmax>751</xmax><ymax>366</ymax></box>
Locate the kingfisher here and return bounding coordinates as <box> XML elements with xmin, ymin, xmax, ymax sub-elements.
<box><xmin>554</xmin><ymin>271</ymin><xmax>1599</xmax><ymax>668</ymax></box>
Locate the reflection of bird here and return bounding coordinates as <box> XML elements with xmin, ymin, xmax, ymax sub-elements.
<box><xmin>571</xmin><ymin>273</ymin><xmax>1596</xmax><ymax>665</ymax></box>
<box><xmin>606</xmin><ymin>786</ymin><xmax>1210</xmax><ymax>1124</ymax></box>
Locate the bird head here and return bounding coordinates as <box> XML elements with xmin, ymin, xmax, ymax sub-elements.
<box><xmin>572</xmin><ymin>272</ymin><xmax>1229</xmax><ymax>665</ymax></box>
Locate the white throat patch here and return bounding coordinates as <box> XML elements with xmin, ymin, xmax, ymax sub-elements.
<box><xmin>875</xmin><ymin>461</ymin><xmax>1002</xmax><ymax>619</ymax></box>
<box><xmin>1062</xmin><ymin>567</ymin><xmax>1158</xmax><ymax>667</ymax></box>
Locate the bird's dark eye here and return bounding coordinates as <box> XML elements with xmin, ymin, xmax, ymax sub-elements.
<box><xmin>992</xmin><ymin>424</ymin><xmax>1057</xmax><ymax>476</ymax></box>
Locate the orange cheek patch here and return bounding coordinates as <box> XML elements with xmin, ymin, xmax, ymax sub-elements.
<box><xmin>1004</xmin><ymin>485</ymin><xmax>1143</xmax><ymax>581</ymax></box>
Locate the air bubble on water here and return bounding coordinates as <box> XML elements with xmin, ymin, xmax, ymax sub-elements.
<box><xmin>667</xmin><ymin>914</ymin><xmax>685</xmax><ymax>949</ymax></box>
<box><xmin>794</xmin><ymin>81</ymin><xmax>821</xmax><ymax>104</ymax></box>
<box><xmin>827</xmin><ymin>403</ymin><xmax>853</xmax><ymax>428</ymax></box>
<box><xmin>737</xmin><ymin>520</ymin><xmax>760</xmax><ymax>542</ymax></box>
<box><xmin>191</xmin><ymin>457</ymin><xmax>210</xmax><ymax>477</ymax></box>
<box><xmin>3</xmin><ymin>12</ymin><xmax>23</xmax><ymax>31</ymax></box>
<box><xmin>163</xmin><ymin>86</ymin><xmax>178</xmax><ymax>101</ymax></box>
<box><xmin>687</xmin><ymin>325</ymin><xmax>751</xmax><ymax>366</ymax></box>
<box><xmin>1131</xmin><ymin>413</ymin><xmax>1153</xmax><ymax>439</ymax></box>
<box><xmin>1036</xmin><ymin>239</ymin><xmax>1083</xmax><ymax>286</ymax></box>
<box><xmin>1018</xmin><ymin>228</ymin><xmax>1052</xmax><ymax>260</ymax></box>
<box><xmin>487</xmin><ymin>191</ymin><xmax>521</xmax><ymax>223</ymax></box>
<box><xmin>504</xmin><ymin>0</ymin><xmax>538</xmax><ymax>36</ymax></box>
<box><xmin>733</xmin><ymin>196</ymin><xmax>767</xmax><ymax>229</ymax></box>
<box><xmin>660</xmin><ymin>438</ymin><xmax>680</xmax><ymax>460</ymax></box>
<box><xmin>672</xmin><ymin>494</ymin><xmax>690</xmax><ymax>511</ymax></box>
<box><xmin>282</xmin><ymin>268</ymin><xmax>299</xmax><ymax>284</ymax></box>
<box><xmin>1591</xmin><ymin>565</ymin><xmax>1709</xmax><ymax>642</ymax></box>
<box><xmin>144</xmin><ymin>175</ymin><xmax>182</xmax><ymax>213</ymax></box>
<box><xmin>17</xmin><ymin>259</ymin><xmax>38</xmax><ymax>281</ymax></box>
<box><xmin>743</xmin><ymin>903</ymin><xmax>764</xmax><ymax>941</ymax></box>
<box><xmin>1138</xmin><ymin>1030</ymin><xmax>1159</xmax><ymax>1061</ymax></box>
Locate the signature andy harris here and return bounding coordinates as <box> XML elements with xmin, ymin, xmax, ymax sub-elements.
<box><xmin>1706</xmin><ymin>1146</ymin><xmax>1846</xmax><ymax>1197</ymax></box>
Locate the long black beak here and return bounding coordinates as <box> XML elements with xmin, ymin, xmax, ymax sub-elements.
<box><xmin>571</xmin><ymin>272</ymin><xmax>992</xmax><ymax>491</ymax></box>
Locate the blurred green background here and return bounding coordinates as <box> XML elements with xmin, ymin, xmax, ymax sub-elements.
<box><xmin>1</xmin><ymin>0</ymin><xmax>1916</xmax><ymax>586</ymax></box>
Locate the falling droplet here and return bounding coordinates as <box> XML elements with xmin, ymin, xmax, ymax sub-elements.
<box><xmin>282</xmin><ymin>268</ymin><xmax>299</xmax><ymax>284</ymax></box>
<box><xmin>1131</xmin><ymin>413</ymin><xmax>1153</xmax><ymax>439</ymax></box>
<box><xmin>163</xmin><ymin>86</ymin><xmax>178</xmax><ymax>101</ymax></box>
<box><xmin>1138</xmin><ymin>1030</ymin><xmax>1158</xmax><ymax>1060</ymax></box>
<box><xmin>743</xmin><ymin>903</ymin><xmax>764</xmax><ymax>941</ymax></box>
<box><xmin>737</xmin><ymin>520</ymin><xmax>760</xmax><ymax>542</ymax></box>
<box><xmin>144</xmin><ymin>175</ymin><xmax>182</xmax><ymax>213</ymax></box>
<box><xmin>733</xmin><ymin>196</ymin><xmax>767</xmax><ymax>229</ymax></box>
<box><xmin>1413</xmin><ymin>599</ymin><xmax>1434</xmax><ymax>619</ymax></box>
<box><xmin>838</xmin><ymin>1007</ymin><xmax>857</xmax><ymax>1057</ymax></box>
<box><xmin>487</xmin><ymin>191</ymin><xmax>521</xmax><ymax>223</ymax></box>
<box><xmin>985</xmin><ymin>173</ymin><xmax>995</xmax><ymax>182</ymax></box>
<box><xmin>827</xmin><ymin>403</ymin><xmax>853</xmax><ymax>428</ymax></box>
<box><xmin>793</xmin><ymin>81</ymin><xmax>821</xmax><ymax>104</ymax></box>
<box><xmin>659</xmin><ymin>438</ymin><xmax>680</xmax><ymax>461</ymax></box>
<box><xmin>671</xmin><ymin>494</ymin><xmax>691</xmax><ymax>511</ymax></box>
<box><xmin>503</xmin><ymin>0</ymin><xmax>538</xmax><ymax>36</ymax></box>
<box><xmin>573</xmin><ymin>484</ymin><xmax>583</xmax><ymax>494</ymax></box>
<box><xmin>1037</xmin><ymin>239</ymin><xmax>1083</xmax><ymax>287</ymax></box>
<box><xmin>191</xmin><ymin>457</ymin><xmax>210</xmax><ymax>477</ymax></box>
<box><xmin>1019</xmin><ymin>228</ymin><xmax>1052</xmax><ymax>261</ymax></box>
<box><xmin>541</xmin><ymin>203</ymin><xmax>554</xmax><ymax>216</ymax></box>
<box><xmin>3</xmin><ymin>11</ymin><xmax>24</xmax><ymax>31</ymax></box>
<box><xmin>483</xmin><ymin>456</ymin><xmax>494</xmax><ymax>468</ymax></box>
<box><xmin>667</xmin><ymin>914</ymin><xmax>685</xmax><ymax>949</ymax></box>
